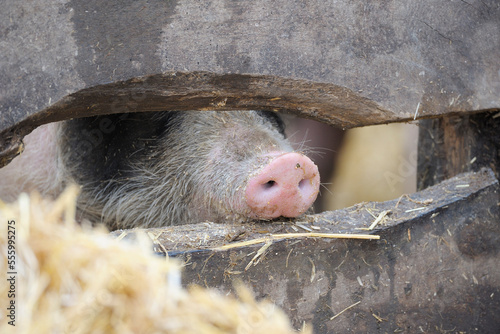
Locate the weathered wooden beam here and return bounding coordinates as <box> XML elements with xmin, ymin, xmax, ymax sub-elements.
<box><xmin>1</xmin><ymin>0</ymin><xmax>499</xmax><ymax>165</ymax></box>
<box><xmin>114</xmin><ymin>168</ymin><xmax>500</xmax><ymax>333</ymax></box>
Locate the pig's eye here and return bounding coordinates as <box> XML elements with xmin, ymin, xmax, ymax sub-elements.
<box><xmin>256</xmin><ymin>111</ymin><xmax>286</xmax><ymax>137</ymax></box>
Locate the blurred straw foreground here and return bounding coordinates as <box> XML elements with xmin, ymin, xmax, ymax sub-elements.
<box><xmin>0</xmin><ymin>186</ymin><xmax>307</xmax><ymax>334</ymax></box>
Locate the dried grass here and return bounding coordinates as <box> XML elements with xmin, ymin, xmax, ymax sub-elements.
<box><xmin>0</xmin><ymin>187</ymin><xmax>307</xmax><ymax>334</ymax></box>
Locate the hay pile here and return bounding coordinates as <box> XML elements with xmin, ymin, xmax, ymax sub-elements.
<box><xmin>0</xmin><ymin>187</ymin><xmax>307</xmax><ymax>334</ymax></box>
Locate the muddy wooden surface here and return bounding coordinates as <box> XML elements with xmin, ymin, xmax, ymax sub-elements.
<box><xmin>113</xmin><ymin>168</ymin><xmax>500</xmax><ymax>333</ymax></box>
<box><xmin>1</xmin><ymin>0</ymin><xmax>499</xmax><ymax>166</ymax></box>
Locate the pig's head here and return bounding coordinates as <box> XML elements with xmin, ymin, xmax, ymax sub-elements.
<box><xmin>59</xmin><ymin>110</ymin><xmax>320</xmax><ymax>229</ymax></box>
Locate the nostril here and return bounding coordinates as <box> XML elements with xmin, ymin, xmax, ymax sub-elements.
<box><xmin>298</xmin><ymin>178</ymin><xmax>308</xmax><ymax>190</ymax></box>
<box><xmin>263</xmin><ymin>180</ymin><xmax>276</xmax><ymax>189</ymax></box>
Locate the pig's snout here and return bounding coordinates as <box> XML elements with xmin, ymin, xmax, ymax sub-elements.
<box><xmin>245</xmin><ymin>152</ymin><xmax>320</xmax><ymax>219</ymax></box>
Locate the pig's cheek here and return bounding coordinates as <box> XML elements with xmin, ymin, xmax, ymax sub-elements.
<box><xmin>186</xmin><ymin>164</ymin><xmax>244</xmax><ymax>222</ymax></box>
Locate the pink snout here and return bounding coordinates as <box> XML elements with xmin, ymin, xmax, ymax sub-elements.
<box><xmin>245</xmin><ymin>152</ymin><xmax>320</xmax><ymax>219</ymax></box>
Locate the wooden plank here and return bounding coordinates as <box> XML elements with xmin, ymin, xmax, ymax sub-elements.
<box><xmin>1</xmin><ymin>0</ymin><xmax>499</xmax><ymax>165</ymax></box>
<box><xmin>114</xmin><ymin>168</ymin><xmax>500</xmax><ymax>333</ymax></box>
<box><xmin>418</xmin><ymin>111</ymin><xmax>500</xmax><ymax>189</ymax></box>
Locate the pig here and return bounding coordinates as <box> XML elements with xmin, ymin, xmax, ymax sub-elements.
<box><xmin>0</xmin><ymin>111</ymin><xmax>320</xmax><ymax>230</ymax></box>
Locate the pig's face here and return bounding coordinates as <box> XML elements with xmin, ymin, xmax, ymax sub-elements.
<box><xmin>54</xmin><ymin>110</ymin><xmax>320</xmax><ymax>229</ymax></box>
